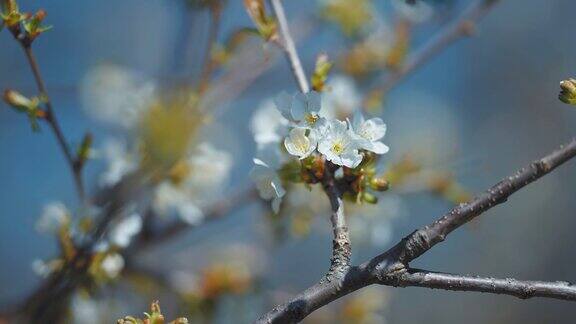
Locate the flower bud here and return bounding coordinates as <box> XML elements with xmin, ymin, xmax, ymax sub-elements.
<box><xmin>369</xmin><ymin>176</ymin><xmax>389</xmax><ymax>191</ymax></box>
<box><xmin>559</xmin><ymin>78</ymin><xmax>576</xmax><ymax>105</ymax></box>
<box><xmin>23</xmin><ymin>9</ymin><xmax>52</xmax><ymax>42</ymax></box>
<box><xmin>3</xmin><ymin>89</ymin><xmax>33</xmax><ymax>110</ymax></box>
<box><xmin>361</xmin><ymin>192</ymin><xmax>378</xmax><ymax>204</ymax></box>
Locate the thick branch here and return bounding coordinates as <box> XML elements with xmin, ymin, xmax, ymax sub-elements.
<box><xmin>257</xmin><ymin>138</ymin><xmax>576</xmax><ymax>323</ymax></box>
<box><xmin>270</xmin><ymin>0</ymin><xmax>310</xmax><ymax>93</ymax></box>
<box><xmin>394</xmin><ymin>268</ymin><xmax>576</xmax><ymax>301</ymax></box>
<box><xmin>321</xmin><ymin>166</ymin><xmax>351</xmax><ymax>280</ymax></box>
<box><xmin>366</xmin><ymin>0</ymin><xmax>500</xmax><ymax>103</ymax></box>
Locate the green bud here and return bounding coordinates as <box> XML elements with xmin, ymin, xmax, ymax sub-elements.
<box><xmin>311</xmin><ymin>53</ymin><xmax>333</xmax><ymax>92</ymax></box>
<box><xmin>369</xmin><ymin>177</ymin><xmax>389</xmax><ymax>192</ymax></box>
<box><xmin>361</xmin><ymin>192</ymin><xmax>378</xmax><ymax>204</ymax></box>
<box><xmin>76</xmin><ymin>133</ymin><xmax>93</xmax><ymax>166</ymax></box>
<box><xmin>23</xmin><ymin>9</ymin><xmax>52</xmax><ymax>41</ymax></box>
<box><xmin>559</xmin><ymin>78</ymin><xmax>576</xmax><ymax>105</ymax></box>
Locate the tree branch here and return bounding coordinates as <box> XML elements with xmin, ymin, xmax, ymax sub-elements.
<box><xmin>21</xmin><ymin>44</ymin><xmax>86</xmax><ymax>202</ymax></box>
<box><xmin>269</xmin><ymin>0</ymin><xmax>310</xmax><ymax>93</ymax></box>
<box><xmin>257</xmin><ymin>138</ymin><xmax>576</xmax><ymax>323</ymax></box>
<box><xmin>365</xmin><ymin>0</ymin><xmax>501</xmax><ymax>104</ymax></box>
<box><xmin>321</xmin><ymin>165</ymin><xmax>351</xmax><ymax>280</ymax></box>
<box><xmin>394</xmin><ymin>268</ymin><xmax>576</xmax><ymax>301</ymax></box>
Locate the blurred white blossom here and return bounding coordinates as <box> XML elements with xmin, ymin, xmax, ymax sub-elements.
<box><xmin>101</xmin><ymin>253</ymin><xmax>125</xmax><ymax>279</ymax></box>
<box><xmin>109</xmin><ymin>213</ymin><xmax>142</xmax><ymax>248</ymax></box>
<box><xmin>152</xmin><ymin>143</ymin><xmax>232</xmax><ymax>224</ymax></box>
<box><xmin>250</xmin><ymin>99</ymin><xmax>289</xmax><ymax>147</ymax></box>
<box><xmin>81</xmin><ymin>64</ymin><xmax>156</xmax><ymax>130</ymax></box>
<box><xmin>321</xmin><ymin>75</ymin><xmax>361</xmax><ymax>118</ymax></box>
<box><xmin>98</xmin><ymin>139</ymin><xmax>139</xmax><ymax>187</ymax></box>
<box><xmin>36</xmin><ymin>201</ymin><xmax>69</xmax><ymax>234</ymax></box>
<box><xmin>31</xmin><ymin>259</ymin><xmax>53</xmax><ymax>278</ymax></box>
<box><xmin>250</xmin><ymin>158</ymin><xmax>285</xmax><ymax>213</ymax></box>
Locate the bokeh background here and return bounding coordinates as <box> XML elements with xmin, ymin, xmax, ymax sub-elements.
<box><xmin>1</xmin><ymin>0</ymin><xmax>576</xmax><ymax>323</ymax></box>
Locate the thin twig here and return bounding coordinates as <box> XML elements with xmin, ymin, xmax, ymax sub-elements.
<box><xmin>269</xmin><ymin>0</ymin><xmax>310</xmax><ymax>93</ymax></box>
<box><xmin>395</xmin><ymin>268</ymin><xmax>576</xmax><ymax>301</ymax></box>
<box><xmin>257</xmin><ymin>138</ymin><xmax>576</xmax><ymax>323</ymax></box>
<box><xmin>365</xmin><ymin>0</ymin><xmax>500</xmax><ymax>105</ymax></box>
<box><xmin>21</xmin><ymin>44</ymin><xmax>86</xmax><ymax>202</ymax></box>
<box><xmin>269</xmin><ymin>0</ymin><xmax>353</xmax><ymax>285</ymax></box>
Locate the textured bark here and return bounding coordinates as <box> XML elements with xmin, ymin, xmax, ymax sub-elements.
<box><xmin>257</xmin><ymin>138</ymin><xmax>576</xmax><ymax>323</ymax></box>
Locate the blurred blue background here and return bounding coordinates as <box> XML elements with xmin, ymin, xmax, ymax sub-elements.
<box><xmin>1</xmin><ymin>0</ymin><xmax>576</xmax><ymax>323</ymax></box>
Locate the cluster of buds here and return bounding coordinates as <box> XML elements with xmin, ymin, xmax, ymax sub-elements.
<box><xmin>284</xmin><ymin>151</ymin><xmax>390</xmax><ymax>205</ymax></box>
<box><xmin>1</xmin><ymin>0</ymin><xmax>51</xmax><ymax>45</ymax></box>
<box><xmin>3</xmin><ymin>89</ymin><xmax>46</xmax><ymax>130</ymax></box>
<box><xmin>118</xmin><ymin>301</ymin><xmax>188</xmax><ymax>324</ymax></box>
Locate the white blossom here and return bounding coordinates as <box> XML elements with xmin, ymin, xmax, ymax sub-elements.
<box><xmin>318</xmin><ymin>119</ymin><xmax>363</xmax><ymax>168</ymax></box>
<box><xmin>351</xmin><ymin>111</ymin><xmax>389</xmax><ymax>154</ymax></box>
<box><xmin>321</xmin><ymin>75</ymin><xmax>362</xmax><ymax>118</ymax></box>
<box><xmin>81</xmin><ymin>64</ymin><xmax>156</xmax><ymax>130</ymax></box>
<box><xmin>284</xmin><ymin>127</ymin><xmax>318</xmax><ymax>159</ymax></box>
<box><xmin>151</xmin><ymin>142</ymin><xmax>233</xmax><ymax>224</ymax></box>
<box><xmin>249</xmin><ymin>158</ymin><xmax>285</xmax><ymax>213</ymax></box>
<box><xmin>153</xmin><ymin>182</ymin><xmax>204</xmax><ymax>225</ymax></box>
<box><xmin>109</xmin><ymin>213</ymin><xmax>142</xmax><ymax>248</ymax></box>
<box><xmin>98</xmin><ymin>139</ymin><xmax>139</xmax><ymax>187</ymax></box>
<box><xmin>31</xmin><ymin>259</ymin><xmax>53</xmax><ymax>278</ymax></box>
<box><xmin>250</xmin><ymin>99</ymin><xmax>289</xmax><ymax>147</ymax></box>
<box><xmin>274</xmin><ymin>91</ymin><xmax>326</xmax><ymax>130</ymax></box>
<box><xmin>36</xmin><ymin>202</ymin><xmax>69</xmax><ymax>233</ymax></box>
<box><xmin>101</xmin><ymin>253</ymin><xmax>125</xmax><ymax>279</ymax></box>
<box><xmin>186</xmin><ymin>143</ymin><xmax>233</xmax><ymax>195</ymax></box>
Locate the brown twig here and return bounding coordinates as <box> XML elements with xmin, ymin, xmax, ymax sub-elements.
<box><xmin>269</xmin><ymin>0</ymin><xmax>310</xmax><ymax>93</ymax></box>
<box><xmin>21</xmin><ymin>44</ymin><xmax>86</xmax><ymax>202</ymax></box>
<box><xmin>257</xmin><ymin>138</ymin><xmax>576</xmax><ymax>323</ymax></box>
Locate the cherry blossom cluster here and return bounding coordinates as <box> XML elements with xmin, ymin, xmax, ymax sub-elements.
<box><xmin>250</xmin><ymin>86</ymin><xmax>389</xmax><ymax>213</ymax></box>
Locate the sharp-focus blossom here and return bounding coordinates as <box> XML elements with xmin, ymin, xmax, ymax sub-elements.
<box><xmin>284</xmin><ymin>127</ymin><xmax>318</xmax><ymax>159</ymax></box>
<box><xmin>81</xmin><ymin>64</ymin><xmax>156</xmax><ymax>130</ymax></box>
<box><xmin>274</xmin><ymin>91</ymin><xmax>326</xmax><ymax>130</ymax></box>
<box><xmin>249</xmin><ymin>158</ymin><xmax>285</xmax><ymax>213</ymax></box>
<box><xmin>250</xmin><ymin>99</ymin><xmax>289</xmax><ymax>147</ymax></box>
<box><xmin>109</xmin><ymin>213</ymin><xmax>142</xmax><ymax>248</ymax></box>
<box><xmin>351</xmin><ymin>111</ymin><xmax>389</xmax><ymax>154</ymax></box>
<box><xmin>36</xmin><ymin>201</ymin><xmax>69</xmax><ymax>234</ymax></box>
<box><xmin>318</xmin><ymin>119</ymin><xmax>363</xmax><ymax>168</ymax></box>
